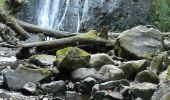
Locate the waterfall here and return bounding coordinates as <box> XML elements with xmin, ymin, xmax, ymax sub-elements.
<box><xmin>37</xmin><ymin>0</ymin><xmax>61</xmax><ymax>29</ymax></box>
<box><xmin>57</xmin><ymin>0</ymin><xmax>70</xmax><ymax>30</ymax></box>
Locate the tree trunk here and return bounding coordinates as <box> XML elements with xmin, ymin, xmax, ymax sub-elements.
<box><xmin>17</xmin><ymin>20</ymin><xmax>76</xmax><ymax>38</ymax></box>
<box><xmin>0</xmin><ymin>10</ymin><xmax>31</xmax><ymax>40</ymax></box>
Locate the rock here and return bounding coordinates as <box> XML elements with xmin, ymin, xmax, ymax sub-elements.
<box><xmin>98</xmin><ymin>65</ymin><xmax>125</xmax><ymax>81</ymax></box>
<box><xmin>166</xmin><ymin>65</ymin><xmax>170</xmax><ymax>80</ymax></box>
<box><xmin>29</xmin><ymin>54</ymin><xmax>56</xmax><ymax>67</ymax></box>
<box><xmin>159</xmin><ymin>70</ymin><xmax>167</xmax><ymax>84</ymax></box>
<box><xmin>150</xmin><ymin>51</ymin><xmax>170</xmax><ymax>74</ymax></box>
<box><xmin>151</xmin><ymin>80</ymin><xmax>170</xmax><ymax>100</ymax></box>
<box><xmin>119</xmin><ymin>60</ymin><xmax>148</xmax><ymax>79</ymax></box>
<box><xmin>55</xmin><ymin>47</ymin><xmax>91</xmax><ymax>69</ymax></box>
<box><xmin>114</xmin><ymin>25</ymin><xmax>164</xmax><ymax>60</ymax></box>
<box><xmin>71</xmin><ymin>68</ymin><xmax>97</xmax><ymax>81</ymax></box>
<box><xmin>98</xmin><ymin>79</ymin><xmax>130</xmax><ymax>90</ymax></box>
<box><xmin>41</xmin><ymin>80</ymin><xmax>66</xmax><ymax>93</ymax></box>
<box><xmin>3</xmin><ymin>66</ymin><xmax>51</xmax><ymax>90</ymax></box>
<box><xmin>22</xmin><ymin>82</ymin><xmax>37</xmax><ymax>94</ymax></box>
<box><xmin>78</xmin><ymin>77</ymin><xmax>97</xmax><ymax>94</ymax></box>
<box><xmin>135</xmin><ymin>70</ymin><xmax>159</xmax><ymax>84</ymax></box>
<box><xmin>130</xmin><ymin>82</ymin><xmax>157</xmax><ymax>100</ymax></box>
<box><xmin>161</xmin><ymin>92</ymin><xmax>170</xmax><ymax>100</ymax></box>
<box><xmin>89</xmin><ymin>53</ymin><xmax>114</xmax><ymax>69</ymax></box>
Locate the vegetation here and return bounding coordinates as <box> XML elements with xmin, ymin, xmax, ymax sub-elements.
<box><xmin>151</xmin><ymin>0</ymin><xmax>170</xmax><ymax>31</ymax></box>
<box><xmin>0</xmin><ymin>0</ymin><xmax>5</xmax><ymax>8</ymax></box>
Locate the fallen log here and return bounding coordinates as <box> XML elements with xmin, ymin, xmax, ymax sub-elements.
<box><xmin>22</xmin><ymin>31</ymin><xmax>115</xmax><ymax>49</ymax></box>
<box><xmin>0</xmin><ymin>10</ymin><xmax>31</xmax><ymax>40</ymax></box>
<box><xmin>17</xmin><ymin>20</ymin><xmax>76</xmax><ymax>38</ymax></box>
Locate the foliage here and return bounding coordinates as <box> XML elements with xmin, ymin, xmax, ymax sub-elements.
<box><xmin>0</xmin><ymin>0</ymin><xmax>5</xmax><ymax>8</ymax></box>
<box><xmin>150</xmin><ymin>0</ymin><xmax>170</xmax><ymax>31</ymax></box>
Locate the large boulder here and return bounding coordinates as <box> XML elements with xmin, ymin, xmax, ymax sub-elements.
<box><xmin>114</xmin><ymin>25</ymin><xmax>164</xmax><ymax>60</ymax></box>
<box><xmin>2</xmin><ymin>66</ymin><xmax>51</xmax><ymax>90</ymax></box>
<box><xmin>55</xmin><ymin>47</ymin><xmax>91</xmax><ymax>69</ymax></box>
<box><xmin>98</xmin><ymin>65</ymin><xmax>125</xmax><ymax>81</ymax></box>
<box><xmin>119</xmin><ymin>60</ymin><xmax>148</xmax><ymax>79</ymax></box>
<box><xmin>89</xmin><ymin>53</ymin><xmax>114</xmax><ymax>69</ymax></box>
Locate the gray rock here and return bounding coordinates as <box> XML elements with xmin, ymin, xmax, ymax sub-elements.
<box><xmin>114</xmin><ymin>25</ymin><xmax>164</xmax><ymax>60</ymax></box>
<box><xmin>159</xmin><ymin>70</ymin><xmax>167</xmax><ymax>84</ymax></box>
<box><xmin>119</xmin><ymin>60</ymin><xmax>148</xmax><ymax>79</ymax></box>
<box><xmin>98</xmin><ymin>79</ymin><xmax>130</xmax><ymax>90</ymax></box>
<box><xmin>22</xmin><ymin>82</ymin><xmax>37</xmax><ymax>94</ymax></box>
<box><xmin>98</xmin><ymin>65</ymin><xmax>125</xmax><ymax>81</ymax></box>
<box><xmin>151</xmin><ymin>80</ymin><xmax>170</xmax><ymax>100</ymax></box>
<box><xmin>71</xmin><ymin>68</ymin><xmax>97</xmax><ymax>81</ymax></box>
<box><xmin>55</xmin><ymin>47</ymin><xmax>91</xmax><ymax>69</ymax></box>
<box><xmin>90</xmin><ymin>90</ymin><xmax>107</xmax><ymax>100</ymax></box>
<box><xmin>3</xmin><ymin>66</ymin><xmax>51</xmax><ymax>90</ymax></box>
<box><xmin>41</xmin><ymin>80</ymin><xmax>66</xmax><ymax>93</ymax></box>
<box><xmin>89</xmin><ymin>53</ymin><xmax>114</xmax><ymax>69</ymax></box>
<box><xmin>130</xmin><ymin>82</ymin><xmax>157</xmax><ymax>100</ymax></box>
<box><xmin>135</xmin><ymin>70</ymin><xmax>159</xmax><ymax>84</ymax></box>
<box><xmin>29</xmin><ymin>54</ymin><xmax>56</xmax><ymax>67</ymax></box>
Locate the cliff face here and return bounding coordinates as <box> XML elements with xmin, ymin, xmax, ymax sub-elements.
<box><xmin>17</xmin><ymin>0</ymin><xmax>152</xmax><ymax>32</ymax></box>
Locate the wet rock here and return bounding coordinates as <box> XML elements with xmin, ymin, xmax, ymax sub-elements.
<box><xmin>98</xmin><ymin>79</ymin><xmax>130</xmax><ymax>90</ymax></box>
<box><xmin>114</xmin><ymin>25</ymin><xmax>164</xmax><ymax>60</ymax></box>
<box><xmin>71</xmin><ymin>68</ymin><xmax>97</xmax><ymax>81</ymax></box>
<box><xmin>159</xmin><ymin>70</ymin><xmax>167</xmax><ymax>84</ymax></box>
<box><xmin>119</xmin><ymin>60</ymin><xmax>148</xmax><ymax>79</ymax></box>
<box><xmin>98</xmin><ymin>65</ymin><xmax>125</xmax><ymax>81</ymax></box>
<box><xmin>29</xmin><ymin>54</ymin><xmax>56</xmax><ymax>67</ymax></box>
<box><xmin>135</xmin><ymin>70</ymin><xmax>159</xmax><ymax>84</ymax></box>
<box><xmin>130</xmin><ymin>82</ymin><xmax>157</xmax><ymax>100</ymax></box>
<box><xmin>41</xmin><ymin>80</ymin><xmax>66</xmax><ymax>93</ymax></box>
<box><xmin>55</xmin><ymin>47</ymin><xmax>91</xmax><ymax>69</ymax></box>
<box><xmin>3</xmin><ymin>65</ymin><xmax>51</xmax><ymax>90</ymax></box>
<box><xmin>22</xmin><ymin>82</ymin><xmax>37</xmax><ymax>94</ymax></box>
<box><xmin>89</xmin><ymin>53</ymin><xmax>114</xmax><ymax>69</ymax></box>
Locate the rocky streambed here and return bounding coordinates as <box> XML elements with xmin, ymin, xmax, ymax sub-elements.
<box><xmin>0</xmin><ymin>25</ymin><xmax>170</xmax><ymax>100</ymax></box>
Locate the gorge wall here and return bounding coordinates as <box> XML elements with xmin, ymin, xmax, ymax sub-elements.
<box><xmin>17</xmin><ymin>0</ymin><xmax>152</xmax><ymax>33</ymax></box>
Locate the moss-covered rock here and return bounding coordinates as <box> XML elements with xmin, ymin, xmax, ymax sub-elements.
<box><xmin>55</xmin><ymin>47</ymin><xmax>91</xmax><ymax>69</ymax></box>
<box><xmin>135</xmin><ymin>70</ymin><xmax>159</xmax><ymax>84</ymax></box>
<box><xmin>3</xmin><ymin>65</ymin><xmax>52</xmax><ymax>90</ymax></box>
<box><xmin>79</xmin><ymin>30</ymin><xmax>97</xmax><ymax>39</ymax></box>
<box><xmin>29</xmin><ymin>54</ymin><xmax>56</xmax><ymax>67</ymax></box>
<box><xmin>114</xmin><ymin>25</ymin><xmax>164</xmax><ymax>60</ymax></box>
<box><xmin>119</xmin><ymin>59</ymin><xmax>148</xmax><ymax>79</ymax></box>
<box><xmin>166</xmin><ymin>65</ymin><xmax>170</xmax><ymax>80</ymax></box>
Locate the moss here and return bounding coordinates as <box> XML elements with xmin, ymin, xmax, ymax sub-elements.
<box><xmin>151</xmin><ymin>55</ymin><xmax>163</xmax><ymax>74</ymax></box>
<box><xmin>55</xmin><ymin>47</ymin><xmax>90</xmax><ymax>68</ymax></box>
<box><xmin>79</xmin><ymin>30</ymin><xmax>97</xmax><ymax>39</ymax></box>
<box><xmin>18</xmin><ymin>66</ymin><xmax>51</xmax><ymax>76</ymax></box>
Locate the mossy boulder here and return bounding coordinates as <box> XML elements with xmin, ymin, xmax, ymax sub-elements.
<box><xmin>119</xmin><ymin>59</ymin><xmax>148</xmax><ymax>79</ymax></box>
<box><xmin>79</xmin><ymin>30</ymin><xmax>97</xmax><ymax>39</ymax></box>
<box><xmin>114</xmin><ymin>25</ymin><xmax>164</xmax><ymax>60</ymax></box>
<box><xmin>29</xmin><ymin>54</ymin><xmax>56</xmax><ymax>67</ymax></box>
<box><xmin>55</xmin><ymin>47</ymin><xmax>91</xmax><ymax>69</ymax></box>
<box><xmin>166</xmin><ymin>65</ymin><xmax>170</xmax><ymax>80</ymax></box>
<box><xmin>135</xmin><ymin>70</ymin><xmax>159</xmax><ymax>84</ymax></box>
<box><xmin>3</xmin><ymin>65</ymin><xmax>51</xmax><ymax>90</ymax></box>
